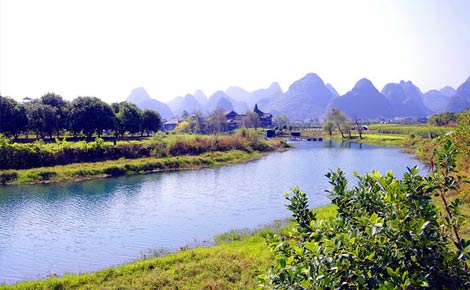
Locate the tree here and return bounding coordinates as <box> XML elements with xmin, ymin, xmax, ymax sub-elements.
<box><xmin>325</xmin><ymin>108</ymin><xmax>349</xmax><ymax>138</ymax></box>
<box><xmin>242</xmin><ymin>111</ymin><xmax>261</xmax><ymax>129</ymax></box>
<box><xmin>428</xmin><ymin>112</ymin><xmax>460</xmax><ymax>127</ymax></box>
<box><xmin>70</xmin><ymin>97</ymin><xmax>115</xmax><ymax>139</ymax></box>
<box><xmin>354</xmin><ymin>117</ymin><xmax>363</xmax><ymax>139</ymax></box>
<box><xmin>189</xmin><ymin>110</ymin><xmax>206</xmax><ymax>134</ymax></box>
<box><xmin>0</xmin><ymin>96</ymin><xmax>28</xmax><ymax>138</ymax></box>
<box><xmin>207</xmin><ymin>109</ymin><xmax>227</xmax><ymax>133</ymax></box>
<box><xmin>322</xmin><ymin>120</ymin><xmax>334</xmax><ymax>136</ymax></box>
<box><xmin>141</xmin><ymin>109</ymin><xmax>161</xmax><ymax>136</ymax></box>
<box><xmin>273</xmin><ymin>115</ymin><xmax>290</xmax><ymax>128</ymax></box>
<box><xmin>40</xmin><ymin>93</ymin><xmax>69</xmax><ymax>138</ymax></box>
<box><xmin>181</xmin><ymin>110</ymin><xmax>189</xmax><ymax>119</ymax></box>
<box><xmin>114</xmin><ymin>101</ymin><xmax>142</xmax><ymax>137</ymax></box>
<box><xmin>26</xmin><ymin>101</ymin><xmax>48</xmax><ymax>139</ymax></box>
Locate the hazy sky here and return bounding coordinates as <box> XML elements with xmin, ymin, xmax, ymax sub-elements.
<box><xmin>1</xmin><ymin>0</ymin><xmax>469</xmax><ymax>103</ymax></box>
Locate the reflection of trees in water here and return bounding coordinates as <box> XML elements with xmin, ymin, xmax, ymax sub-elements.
<box><xmin>340</xmin><ymin>141</ymin><xmax>352</xmax><ymax>149</ymax></box>
<box><xmin>321</xmin><ymin>139</ymin><xmax>364</xmax><ymax>150</ymax></box>
<box><xmin>322</xmin><ymin>139</ymin><xmax>334</xmax><ymax>149</ymax></box>
<box><xmin>0</xmin><ymin>173</ymin><xmax>165</xmax><ymax>213</ymax></box>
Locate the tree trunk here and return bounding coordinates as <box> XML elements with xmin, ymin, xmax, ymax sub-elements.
<box><xmin>337</xmin><ymin>125</ymin><xmax>344</xmax><ymax>138</ymax></box>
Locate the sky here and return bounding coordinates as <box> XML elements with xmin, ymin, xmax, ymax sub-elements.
<box><xmin>1</xmin><ymin>0</ymin><xmax>470</xmax><ymax>103</ymax></box>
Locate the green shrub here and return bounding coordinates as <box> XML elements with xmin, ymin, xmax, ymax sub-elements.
<box><xmin>0</xmin><ymin>171</ymin><xmax>18</xmax><ymax>184</ymax></box>
<box><xmin>260</xmin><ymin>140</ymin><xmax>469</xmax><ymax>289</ymax></box>
<box><xmin>103</xmin><ymin>166</ymin><xmax>127</xmax><ymax>176</ymax></box>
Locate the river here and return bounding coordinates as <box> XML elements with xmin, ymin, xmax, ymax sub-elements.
<box><xmin>0</xmin><ymin>140</ymin><xmax>424</xmax><ymax>283</ymax></box>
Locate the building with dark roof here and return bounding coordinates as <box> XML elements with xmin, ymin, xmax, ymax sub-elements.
<box><xmin>253</xmin><ymin>104</ymin><xmax>272</xmax><ymax>127</ymax></box>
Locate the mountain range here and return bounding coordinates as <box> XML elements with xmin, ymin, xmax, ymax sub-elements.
<box><xmin>127</xmin><ymin>74</ymin><xmax>470</xmax><ymax>121</ymax></box>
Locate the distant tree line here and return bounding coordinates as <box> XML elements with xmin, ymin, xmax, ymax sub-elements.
<box><xmin>0</xmin><ymin>93</ymin><xmax>161</xmax><ymax>139</ymax></box>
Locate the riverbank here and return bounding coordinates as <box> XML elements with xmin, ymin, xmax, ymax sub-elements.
<box><xmin>0</xmin><ymin>131</ymin><xmax>290</xmax><ymax>185</ymax></box>
<box><xmin>0</xmin><ymin>205</ymin><xmax>336</xmax><ymax>289</ymax></box>
<box><xmin>0</xmin><ymin>149</ymin><xmax>278</xmax><ymax>185</ymax></box>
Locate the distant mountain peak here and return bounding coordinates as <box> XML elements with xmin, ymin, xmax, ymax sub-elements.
<box><xmin>303</xmin><ymin>72</ymin><xmax>323</xmax><ymax>83</ymax></box>
<box><xmin>193</xmin><ymin>90</ymin><xmax>207</xmax><ymax>105</ymax></box>
<box><xmin>381</xmin><ymin>81</ymin><xmax>428</xmax><ymax>117</ymax></box>
<box><xmin>127</xmin><ymin>87</ymin><xmax>173</xmax><ymax>120</ymax></box>
<box><xmin>439</xmin><ymin>86</ymin><xmax>456</xmax><ymax>97</ymax></box>
<box><xmin>355</xmin><ymin>78</ymin><xmax>374</xmax><ymax>88</ymax></box>
<box><xmin>268</xmin><ymin>81</ymin><xmax>281</xmax><ymax>89</ymax></box>
<box><xmin>127</xmin><ymin>87</ymin><xmax>151</xmax><ymax>103</ymax></box>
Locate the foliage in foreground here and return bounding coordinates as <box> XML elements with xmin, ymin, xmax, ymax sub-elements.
<box><xmin>260</xmin><ymin>141</ymin><xmax>469</xmax><ymax>289</ymax></box>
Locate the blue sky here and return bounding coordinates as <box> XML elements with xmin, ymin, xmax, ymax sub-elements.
<box><xmin>1</xmin><ymin>0</ymin><xmax>469</xmax><ymax>102</ymax></box>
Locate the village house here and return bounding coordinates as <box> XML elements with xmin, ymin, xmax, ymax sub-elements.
<box><xmin>253</xmin><ymin>104</ymin><xmax>273</xmax><ymax>128</ymax></box>
<box><xmin>224</xmin><ymin>110</ymin><xmax>241</xmax><ymax>131</ymax></box>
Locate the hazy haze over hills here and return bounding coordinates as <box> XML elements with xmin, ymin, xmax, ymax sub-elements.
<box><xmin>269</xmin><ymin>73</ymin><xmax>333</xmax><ymax>120</ymax></box>
<box><xmin>447</xmin><ymin>77</ymin><xmax>470</xmax><ymax>112</ymax></box>
<box><xmin>381</xmin><ymin>81</ymin><xmax>429</xmax><ymax>117</ymax></box>
<box><xmin>126</xmin><ymin>73</ymin><xmax>470</xmax><ymax>122</ymax></box>
<box><xmin>329</xmin><ymin>78</ymin><xmax>392</xmax><ymax>119</ymax></box>
<box><xmin>167</xmin><ymin>94</ymin><xmax>203</xmax><ymax>116</ymax></box>
<box><xmin>422</xmin><ymin>89</ymin><xmax>451</xmax><ymax>114</ymax></box>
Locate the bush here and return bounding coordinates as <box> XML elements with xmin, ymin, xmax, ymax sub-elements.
<box><xmin>0</xmin><ymin>171</ymin><xmax>18</xmax><ymax>184</ymax></box>
<box><xmin>260</xmin><ymin>140</ymin><xmax>469</xmax><ymax>289</ymax></box>
<box><xmin>103</xmin><ymin>166</ymin><xmax>127</xmax><ymax>176</ymax></box>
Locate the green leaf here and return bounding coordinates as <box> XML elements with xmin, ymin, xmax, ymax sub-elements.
<box><xmin>301</xmin><ymin>280</ymin><xmax>311</xmax><ymax>288</ymax></box>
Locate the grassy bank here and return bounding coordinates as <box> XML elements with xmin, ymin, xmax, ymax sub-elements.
<box><xmin>0</xmin><ymin>130</ymin><xmax>289</xmax><ymax>184</ymax></box>
<box><xmin>2</xmin><ymin>206</ymin><xmax>336</xmax><ymax>290</ymax></box>
<box><xmin>1</xmin><ymin>150</ymin><xmax>265</xmax><ymax>185</ymax></box>
<box><xmin>0</xmin><ymin>130</ymin><xmax>284</xmax><ymax>170</ymax></box>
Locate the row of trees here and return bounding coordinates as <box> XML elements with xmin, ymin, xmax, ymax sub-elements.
<box><xmin>0</xmin><ymin>94</ymin><xmax>161</xmax><ymax>139</ymax></box>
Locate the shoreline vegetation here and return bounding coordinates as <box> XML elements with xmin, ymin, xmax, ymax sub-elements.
<box><xmin>0</xmin><ymin>129</ymin><xmax>289</xmax><ymax>185</ymax></box>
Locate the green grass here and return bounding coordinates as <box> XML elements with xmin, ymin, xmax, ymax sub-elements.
<box><xmin>2</xmin><ymin>206</ymin><xmax>336</xmax><ymax>290</ymax></box>
<box><xmin>329</xmin><ymin>133</ymin><xmax>410</xmax><ymax>147</ymax></box>
<box><xmin>368</xmin><ymin>124</ymin><xmax>450</xmax><ymax>138</ymax></box>
<box><xmin>5</xmin><ymin>150</ymin><xmax>263</xmax><ymax>185</ymax></box>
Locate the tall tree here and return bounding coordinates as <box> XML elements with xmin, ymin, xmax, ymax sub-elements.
<box><xmin>207</xmin><ymin>109</ymin><xmax>227</xmax><ymax>133</ymax></box>
<box><xmin>325</xmin><ymin>108</ymin><xmax>349</xmax><ymax>138</ymax></box>
<box><xmin>0</xmin><ymin>96</ymin><xmax>27</xmax><ymax>138</ymax></box>
<box><xmin>189</xmin><ymin>110</ymin><xmax>206</xmax><ymax>134</ymax></box>
<box><xmin>141</xmin><ymin>109</ymin><xmax>161</xmax><ymax>136</ymax></box>
<box><xmin>40</xmin><ymin>93</ymin><xmax>69</xmax><ymax>137</ymax></box>
<box><xmin>242</xmin><ymin>111</ymin><xmax>261</xmax><ymax>129</ymax></box>
<box><xmin>354</xmin><ymin>117</ymin><xmax>363</xmax><ymax>139</ymax></box>
<box><xmin>114</xmin><ymin>102</ymin><xmax>143</xmax><ymax>137</ymax></box>
<box><xmin>322</xmin><ymin>120</ymin><xmax>335</xmax><ymax>136</ymax></box>
<box><xmin>70</xmin><ymin>97</ymin><xmax>115</xmax><ymax>138</ymax></box>
<box><xmin>26</xmin><ymin>101</ymin><xmax>47</xmax><ymax>139</ymax></box>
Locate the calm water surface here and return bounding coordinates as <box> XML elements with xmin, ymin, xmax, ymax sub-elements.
<box><xmin>0</xmin><ymin>141</ymin><xmax>424</xmax><ymax>283</ymax></box>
